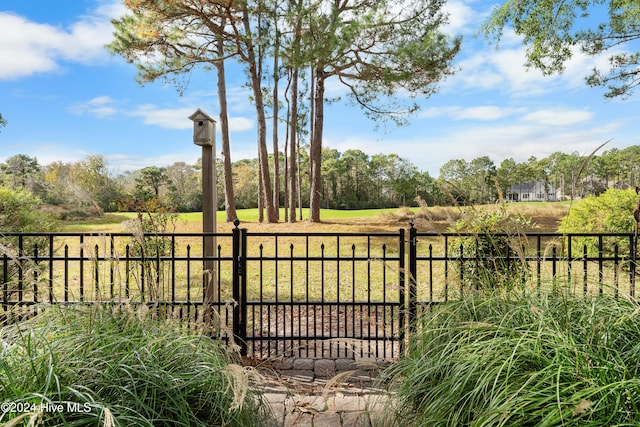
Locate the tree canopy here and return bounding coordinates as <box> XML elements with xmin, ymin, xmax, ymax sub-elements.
<box><xmin>303</xmin><ymin>0</ymin><xmax>461</xmax><ymax>221</ymax></box>
<box><xmin>482</xmin><ymin>0</ymin><xmax>640</xmax><ymax>98</ymax></box>
<box><xmin>108</xmin><ymin>0</ymin><xmax>461</xmax><ymax>223</ymax></box>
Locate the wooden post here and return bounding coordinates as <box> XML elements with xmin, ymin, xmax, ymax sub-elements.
<box><xmin>189</xmin><ymin>109</ymin><xmax>218</xmax><ymax>322</ymax></box>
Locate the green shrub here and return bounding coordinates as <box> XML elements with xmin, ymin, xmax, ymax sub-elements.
<box><xmin>558</xmin><ymin>188</ymin><xmax>637</xmax><ymax>256</ymax></box>
<box><xmin>0</xmin><ymin>305</ymin><xmax>271</xmax><ymax>426</ymax></box>
<box><xmin>380</xmin><ymin>290</ymin><xmax>640</xmax><ymax>426</ymax></box>
<box><xmin>0</xmin><ymin>186</ymin><xmax>54</xmax><ymax>232</ymax></box>
<box><xmin>0</xmin><ymin>187</ymin><xmax>55</xmax><ymax>296</ymax></box>
<box><xmin>447</xmin><ymin>207</ymin><xmax>533</xmax><ymax>291</ymax></box>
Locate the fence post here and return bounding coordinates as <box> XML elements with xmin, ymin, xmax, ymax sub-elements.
<box><xmin>18</xmin><ymin>235</ymin><xmax>23</xmax><ymax>303</ymax></box>
<box><xmin>232</xmin><ymin>220</ymin><xmax>248</xmax><ymax>356</ymax></box>
<box><xmin>399</xmin><ymin>228</ymin><xmax>405</xmax><ymax>352</ymax></box>
<box><xmin>408</xmin><ymin>221</ymin><xmax>418</xmax><ymax>334</ymax></box>
<box><xmin>631</xmin><ymin>234</ymin><xmax>636</xmax><ymax>298</ymax></box>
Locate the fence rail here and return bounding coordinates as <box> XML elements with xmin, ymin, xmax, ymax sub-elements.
<box><xmin>412</xmin><ymin>230</ymin><xmax>637</xmax><ymax>303</ymax></box>
<box><xmin>1</xmin><ymin>226</ymin><xmax>636</xmax><ymax>359</ymax></box>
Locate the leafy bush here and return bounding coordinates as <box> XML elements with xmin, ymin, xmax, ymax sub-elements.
<box><xmin>447</xmin><ymin>207</ymin><xmax>533</xmax><ymax>290</ymax></box>
<box><xmin>0</xmin><ymin>187</ymin><xmax>55</xmax><ymax>296</ymax></box>
<box><xmin>559</xmin><ymin>188</ymin><xmax>637</xmax><ymax>256</ymax></box>
<box><xmin>380</xmin><ymin>290</ymin><xmax>640</xmax><ymax>426</ymax></box>
<box><xmin>0</xmin><ymin>305</ymin><xmax>271</xmax><ymax>426</ymax></box>
<box><xmin>0</xmin><ymin>187</ymin><xmax>54</xmax><ymax>232</ymax></box>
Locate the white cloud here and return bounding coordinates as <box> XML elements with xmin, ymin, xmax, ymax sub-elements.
<box><xmin>0</xmin><ymin>13</ymin><xmax>65</xmax><ymax>78</ymax></box>
<box><xmin>453</xmin><ymin>44</ymin><xmax>554</xmax><ymax>96</ymax></box>
<box><xmin>421</xmin><ymin>105</ymin><xmax>521</xmax><ymax>120</ymax></box>
<box><xmin>129</xmin><ymin>104</ymin><xmax>255</xmax><ymax>132</ymax></box>
<box><xmin>228</xmin><ymin>117</ymin><xmax>254</xmax><ymax>132</ymax></box>
<box><xmin>521</xmin><ymin>109</ymin><xmax>593</xmax><ymax>127</ymax></box>
<box><xmin>449</xmin><ymin>24</ymin><xmax>616</xmax><ymax>98</ymax></box>
<box><xmin>459</xmin><ymin>106</ymin><xmax>519</xmax><ymax>120</ymax></box>
<box><xmin>69</xmin><ymin>96</ymin><xmax>119</xmax><ymax>118</ymax></box>
<box><xmin>68</xmin><ymin>96</ymin><xmax>255</xmax><ymax>131</ymax></box>
<box><xmin>129</xmin><ymin>106</ymin><xmax>197</xmax><ymax>130</ymax></box>
<box><xmin>0</xmin><ymin>2</ymin><xmax>123</xmax><ymax>80</ymax></box>
<box><xmin>443</xmin><ymin>0</ymin><xmax>483</xmax><ymax>37</ymax></box>
<box><xmin>94</xmin><ymin>2</ymin><xmax>128</xmax><ymax>20</ymax></box>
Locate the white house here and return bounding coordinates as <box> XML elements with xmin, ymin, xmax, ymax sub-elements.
<box><xmin>505</xmin><ymin>181</ymin><xmax>562</xmax><ymax>202</ymax></box>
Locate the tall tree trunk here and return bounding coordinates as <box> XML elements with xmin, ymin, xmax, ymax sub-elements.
<box><xmin>271</xmin><ymin>6</ymin><xmax>284</xmax><ymax>221</ymax></box>
<box><xmin>284</xmin><ymin>109</ymin><xmax>289</xmax><ymax>222</ymax></box>
<box><xmin>284</xmin><ymin>69</ymin><xmax>291</xmax><ymax>223</ymax></box>
<box><xmin>215</xmin><ymin>35</ymin><xmax>237</xmax><ymax>222</ymax></box>
<box><xmin>289</xmin><ymin>66</ymin><xmax>299</xmax><ymax>223</ymax></box>
<box><xmin>287</xmin><ymin>0</ymin><xmax>303</xmax><ymax>223</ymax></box>
<box><xmin>305</xmin><ymin>64</ymin><xmax>314</xmax><ymax>221</ymax></box>
<box><xmin>298</xmin><ymin>137</ymin><xmax>303</xmax><ymax>221</ymax></box>
<box><xmin>309</xmin><ymin>71</ymin><xmax>325</xmax><ymax>223</ymax></box>
<box><xmin>242</xmin><ymin>7</ymin><xmax>277</xmax><ymax>223</ymax></box>
<box><xmin>272</xmin><ymin>43</ymin><xmax>280</xmax><ymax>221</ymax></box>
<box><xmin>258</xmin><ymin>157</ymin><xmax>264</xmax><ymax>222</ymax></box>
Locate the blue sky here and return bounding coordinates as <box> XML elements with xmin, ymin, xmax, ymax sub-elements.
<box><xmin>1</xmin><ymin>0</ymin><xmax>638</xmax><ymax>177</ymax></box>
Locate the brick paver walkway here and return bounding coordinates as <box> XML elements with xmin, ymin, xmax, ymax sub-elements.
<box><xmin>256</xmin><ymin>357</ymin><xmax>392</xmax><ymax>426</ymax></box>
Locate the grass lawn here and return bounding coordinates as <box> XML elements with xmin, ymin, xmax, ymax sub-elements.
<box><xmin>59</xmin><ymin>202</ymin><xmax>569</xmax><ymax>233</ymax></box>
<box><xmin>33</xmin><ymin>202</ymin><xmax>576</xmax><ymax>311</ymax></box>
<box><xmin>59</xmin><ymin>208</ymin><xmax>398</xmax><ymax>232</ymax></box>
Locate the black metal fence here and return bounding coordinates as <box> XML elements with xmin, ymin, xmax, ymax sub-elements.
<box><xmin>1</xmin><ymin>225</ymin><xmax>637</xmax><ymax>360</ymax></box>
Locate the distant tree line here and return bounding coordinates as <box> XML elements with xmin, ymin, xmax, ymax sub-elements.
<box><xmin>0</xmin><ymin>149</ymin><xmax>440</xmax><ymax>218</ymax></box>
<box><xmin>2</xmin><ymin>146</ymin><xmax>639</xmax><ymax>219</ymax></box>
<box><xmin>440</xmin><ymin>146</ymin><xmax>640</xmax><ymax>205</ymax></box>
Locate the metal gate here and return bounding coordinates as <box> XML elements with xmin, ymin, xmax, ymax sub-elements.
<box><xmin>231</xmin><ymin>226</ymin><xmax>411</xmax><ymax>359</ymax></box>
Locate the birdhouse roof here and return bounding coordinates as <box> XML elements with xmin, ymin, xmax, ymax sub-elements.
<box><xmin>188</xmin><ymin>108</ymin><xmax>215</xmax><ymax>122</ymax></box>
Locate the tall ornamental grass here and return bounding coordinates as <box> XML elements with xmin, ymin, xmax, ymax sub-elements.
<box><xmin>380</xmin><ymin>290</ymin><xmax>640</xmax><ymax>426</ymax></box>
<box><xmin>0</xmin><ymin>305</ymin><xmax>271</xmax><ymax>426</ymax></box>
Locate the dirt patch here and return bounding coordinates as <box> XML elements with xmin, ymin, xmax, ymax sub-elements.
<box><xmin>529</xmin><ymin>214</ymin><xmax>564</xmax><ymax>231</ymax></box>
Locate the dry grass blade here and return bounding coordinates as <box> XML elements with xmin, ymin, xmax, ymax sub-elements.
<box><xmin>2</xmin><ymin>412</ymin><xmax>37</xmax><ymax>427</ymax></box>
<box><xmin>575</xmin><ymin>139</ymin><xmax>612</xmax><ymax>188</ymax></box>
<box><xmin>223</xmin><ymin>363</ymin><xmax>263</xmax><ymax>411</ymax></box>
<box><xmin>320</xmin><ymin>370</ymin><xmax>358</xmax><ymax>402</ymax></box>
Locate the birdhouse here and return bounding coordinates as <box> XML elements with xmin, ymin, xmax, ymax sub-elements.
<box><xmin>189</xmin><ymin>108</ymin><xmax>216</xmax><ymax>146</ymax></box>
